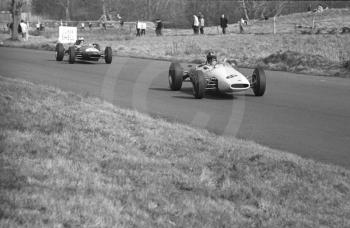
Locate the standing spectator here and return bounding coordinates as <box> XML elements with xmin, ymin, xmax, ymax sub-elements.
<box><xmin>136</xmin><ymin>20</ymin><xmax>141</xmax><ymax>36</ymax></box>
<box><xmin>7</xmin><ymin>22</ymin><xmax>12</xmax><ymax>34</ymax></box>
<box><xmin>199</xmin><ymin>13</ymin><xmax>205</xmax><ymax>34</ymax></box>
<box><xmin>17</xmin><ymin>22</ymin><xmax>22</xmax><ymax>36</ymax></box>
<box><xmin>307</xmin><ymin>4</ymin><xmax>311</xmax><ymax>12</ymax></box>
<box><xmin>81</xmin><ymin>22</ymin><xmax>85</xmax><ymax>30</ymax></box>
<box><xmin>20</xmin><ymin>20</ymin><xmax>28</xmax><ymax>41</ymax></box>
<box><xmin>241</xmin><ymin>17</ymin><xmax>247</xmax><ymax>26</ymax></box>
<box><xmin>40</xmin><ymin>23</ymin><xmax>45</xmax><ymax>31</ymax></box>
<box><xmin>239</xmin><ymin>20</ymin><xmax>244</xmax><ymax>33</ymax></box>
<box><xmin>155</xmin><ymin>19</ymin><xmax>163</xmax><ymax>36</ymax></box>
<box><xmin>141</xmin><ymin>22</ymin><xmax>146</xmax><ymax>36</ymax></box>
<box><xmin>192</xmin><ymin>14</ymin><xmax>199</xmax><ymax>35</ymax></box>
<box><xmin>88</xmin><ymin>22</ymin><xmax>92</xmax><ymax>30</ymax></box>
<box><xmin>220</xmin><ymin>14</ymin><xmax>228</xmax><ymax>34</ymax></box>
<box><xmin>100</xmin><ymin>14</ymin><xmax>107</xmax><ymax>30</ymax></box>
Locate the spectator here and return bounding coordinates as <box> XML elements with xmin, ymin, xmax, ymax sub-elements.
<box><xmin>155</xmin><ymin>19</ymin><xmax>163</xmax><ymax>36</ymax></box>
<box><xmin>20</xmin><ymin>20</ymin><xmax>28</xmax><ymax>41</ymax></box>
<box><xmin>199</xmin><ymin>13</ymin><xmax>205</xmax><ymax>34</ymax></box>
<box><xmin>307</xmin><ymin>4</ymin><xmax>311</xmax><ymax>12</ymax></box>
<box><xmin>7</xmin><ymin>22</ymin><xmax>12</xmax><ymax>34</ymax></box>
<box><xmin>136</xmin><ymin>20</ymin><xmax>141</xmax><ymax>36</ymax></box>
<box><xmin>100</xmin><ymin>14</ymin><xmax>107</xmax><ymax>30</ymax></box>
<box><xmin>36</xmin><ymin>22</ymin><xmax>40</xmax><ymax>31</ymax></box>
<box><xmin>81</xmin><ymin>22</ymin><xmax>85</xmax><ymax>30</ymax></box>
<box><xmin>88</xmin><ymin>22</ymin><xmax>92</xmax><ymax>30</ymax></box>
<box><xmin>220</xmin><ymin>14</ymin><xmax>228</xmax><ymax>34</ymax></box>
<box><xmin>192</xmin><ymin>14</ymin><xmax>199</xmax><ymax>35</ymax></box>
<box><xmin>140</xmin><ymin>22</ymin><xmax>146</xmax><ymax>36</ymax></box>
<box><xmin>39</xmin><ymin>23</ymin><xmax>45</xmax><ymax>31</ymax></box>
<box><xmin>17</xmin><ymin>22</ymin><xmax>22</xmax><ymax>36</ymax></box>
<box><xmin>239</xmin><ymin>20</ymin><xmax>244</xmax><ymax>33</ymax></box>
<box><xmin>241</xmin><ymin>17</ymin><xmax>247</xmax><ymax>26</ymax></box>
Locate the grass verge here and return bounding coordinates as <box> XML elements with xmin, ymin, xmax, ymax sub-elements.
<box><xmin>1</xmin><ymin>76</ymin><xmax>350</xmax><ymax>227</ymax></box>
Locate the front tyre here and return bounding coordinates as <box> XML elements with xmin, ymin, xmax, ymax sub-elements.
<box><xmin>252</xmin><ymin>68</ymin><xmax>266</xmax><ymax>96</ymax></box>
<box><xmin>192</xmin><ymin>70</ymin><xmax>206</xmax><ymax>99</ymax></box>
<box><xmin>68</xmin><ymin>46</ymin><xmax>75</xmax><ymax>64</ymax></box>
<box><xmin>56</xmin><ymin>43</ymin><xmax>64</xmax><ymax>61</ymax></box>
<box><xmin>168</xmin><ymin>62</ymin><xmax>183</xmax><ymax>91</ymax></box>
<box><xmin>105</xmin><ymin>47</ymin><xmax>112</xmax><ymax>64</ymax></box>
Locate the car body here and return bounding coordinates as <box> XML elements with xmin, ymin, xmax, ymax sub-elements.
<box><xmin>55</xmin><ymin>40</ymin><xmax>112</xmax><ymax>64</ymax></box>
<box><xmin>168</xmin><ymin>59</ymin><xmax>266</xmax><ymax>99</ymax></box>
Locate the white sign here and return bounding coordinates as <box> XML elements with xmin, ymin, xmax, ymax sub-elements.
<box><xmin>58</xmin><ymin>26</ymin><xmax>77</xmax><ymax>44</ymax></box>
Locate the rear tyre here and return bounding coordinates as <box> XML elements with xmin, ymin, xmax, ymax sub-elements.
<box><xmin>192</xmin><ymin>70</ymin><xmax>206</xmax><ymax>99</ymax></box>
<box><xmin>168</xmin><ymin>62</ymin><xmax>183</xmax><ymax>91</ymax></box>
<box><xmin>56</xmin><ymin>43</ymin><xmax>64</xmax><ymax>61</ymax></box>
<box><xmin>105</xmin><ymin>47</ymin><xmax>112</xmax><ymax>64</ymax></box>
<box><xmin>252</xmin><ymin>68</ymin><xmax>266</xmax><ymax>96</ymax></box>
<box><xmin>68</xmin><ymin>46</ymin><xmax>75</xmax><ymax>64</ymax></box>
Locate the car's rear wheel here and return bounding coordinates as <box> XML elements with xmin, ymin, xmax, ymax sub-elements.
<box><xmin>192</xmin><ymin>70</ymin><xmax>206</xmax><ymax>99</ymax></box>
<box><xmin>169</xmin><ymin>62</ymin><xmax>183</xmax><ymax>90</ymax></box>
<box><xmin>56</xmin><ymin>43</ymin><xmax>64</xmax><ymax>61</ymax></box>
<box><xmin>105</xmin><ymin>47</ymin><xmax>112</xmax><ymax>64</ymax></box>
<box><xmin>251</xmin><ymin>67</ymin><xmax>266</xmax><ymax>96</ymax></box>
<box><xmin>68</xmin><ymin>46</ymin><xmax>75</xmax><ymax>64</ymax></box>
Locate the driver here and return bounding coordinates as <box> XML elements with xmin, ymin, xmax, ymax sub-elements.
<box><xmin>75</xmin><ymin>37</ymin><xmax>85</xmax><ymax>45</ymax></box>
<box><xmin>206</xmin><ymin>51</ymin><xmax>217</xmax><ymax>65</ymax></box>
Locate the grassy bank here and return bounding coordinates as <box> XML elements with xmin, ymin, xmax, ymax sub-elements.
<box><xmin>1</xmin><ymin>76</ymin><xmax>350</xmax><ymax>227</ymax></box>
<box><xmin>1</xmin><ymin>8</ymin><xmax>350</xmax><ymax>77</ymax></box>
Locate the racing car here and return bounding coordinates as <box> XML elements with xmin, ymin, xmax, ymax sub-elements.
<box><xmin>55</xmin><ymin>37</ymin><xmax>112</xmax><ymax>64</ymax></box>
<box><xmin>168</xmin><ymin>52</ymin><xmax>266</xmax><ymax>99</ymax></box>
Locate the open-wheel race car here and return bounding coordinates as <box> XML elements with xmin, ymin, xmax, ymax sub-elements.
<box><xmin>55</xmin><ymin>37</ymin><xmax>112</xmax><ymax>64</ymax></box>
<box><xmin>168</xmin><ymin>52</ymin><xmax>266</xmax><ymax>99</ymax></box>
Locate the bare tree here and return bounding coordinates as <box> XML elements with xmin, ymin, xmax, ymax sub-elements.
<box><xmin>10</xmin><ymin>0</ymin><xmax>26</xmax><ymax>40</ymax></box>
<box><xmin>240</xmin><ymin>0</ymin><xmax>249</xmax><ymax>21</ymax></box>
<box><xmin>57</xmin><ymin>0</ymin><xmax>70</xmax><ymax>21</ymax></box>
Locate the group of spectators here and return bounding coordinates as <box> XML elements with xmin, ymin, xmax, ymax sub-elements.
<box><xmin>7</xmin><ymin>20</ymin><xmax>29</xmax><ymax>41</ymax></box>
<box><xmin>192</xmin><ymin>13</ymin><xmax>245</xmax><ymax>35</ymax></box>
<box><xmin>192</xmin><ymin>12</ymin><xmax>205</xmax><ymax>34</ymax></box>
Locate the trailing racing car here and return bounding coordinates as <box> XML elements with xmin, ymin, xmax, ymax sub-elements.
<box><xmin>55</xmin><ymin>37</ymin><xmax>112</xmax><ymax>64</ymax></box>
<box><xmin>168</xmin><ymin>52</ymin><xmax>266</xmax><ymax>99</ymax></box>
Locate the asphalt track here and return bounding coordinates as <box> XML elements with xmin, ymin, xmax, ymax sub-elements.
<box><xmin>1</xmin><ymin>47</ymin><xmax>350</xmax><ymax>168</ymax></box>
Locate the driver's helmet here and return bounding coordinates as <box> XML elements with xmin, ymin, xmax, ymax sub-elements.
<box><xmin>75</xmin><ymin>37</ymin><xmax>85</xmax><ymax>45</ymax></box>
<box><xmin>206</xmin><ymin>51</ymin><xmax>217</xmax><ymax>65</ymax></box>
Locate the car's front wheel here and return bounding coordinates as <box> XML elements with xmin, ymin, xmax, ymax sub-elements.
<box><xmin>251</xmin><ymin>68</ymin><xmax>266</xmax><ymax>96</ymax></box>
<box><xmin>192</xmin><ymin>70</ymin><xmax>206</xmax><ymax>99</ymax></box>
<box><xmin>105</xmin><ymin>47</ymin><xmax>112</xmax><ymax>64</ymax></box>
<box><xmin>168</xmin><ymin>62</ymin><xmax>183</xmax><ymax>91</ymax></box>
<box><xmin>68</xmin><ymin>46</ymin><xmax>75</xmax><ymax>64</ymax></box>
<box><xmin>56</xmin><ymin>43</ymin><xmax>64</xmax><ymax>61</ymax></box>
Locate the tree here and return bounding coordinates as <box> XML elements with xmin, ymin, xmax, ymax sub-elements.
<box><xmin>57</xmin><ymin>0</ymin><xmax>71</xmax><ymax>21</ymax></box>
<box><xmin>10</xmin><ymin>0</ymin><xmax>26</xmax><ymax>40</ymax></box>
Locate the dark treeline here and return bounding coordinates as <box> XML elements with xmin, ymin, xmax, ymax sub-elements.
<box><xmin>3</xmin><ymin>0</ymin><xmax>350</xmax><ymax>28</ymax></box>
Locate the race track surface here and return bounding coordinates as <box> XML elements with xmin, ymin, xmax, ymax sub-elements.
<box><xmin>1</xmin><ymin>47</ymin><xmax>350</xmax><ymax>168</ymax></box>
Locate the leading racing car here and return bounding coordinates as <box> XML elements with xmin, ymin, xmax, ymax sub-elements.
<box><xmin>55</xmin><ymin>37</ymin><xmax>112</xmax><ymax>64</ymax></box>
<box><xmin>168</xmin><ymin>52</ymin><xmax>266</xmax><ymax>99</ymax></box>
